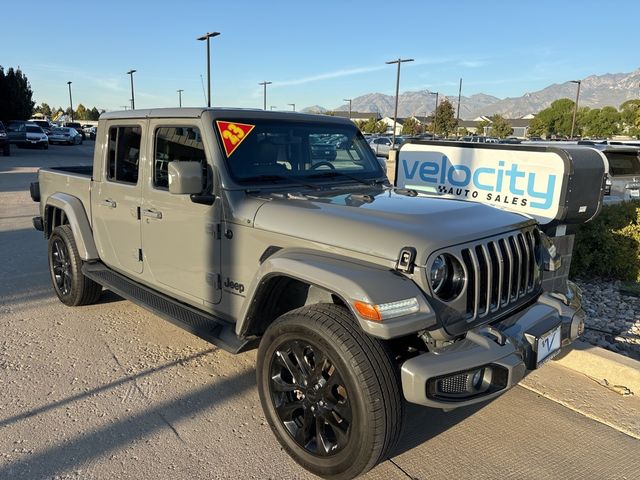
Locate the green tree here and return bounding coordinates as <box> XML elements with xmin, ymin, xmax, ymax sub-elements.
<box><xmin>527</xmin><ymin>98</ymin><xmax>577</xmax><ymax>138</ymax></box>
<box><xmin>89</xmin><ymin>107</ymin><xmax>101</xmax><ymax>121</ymax></box>
<box><xmin>582</xmin><ymin>106</ymin><xmax>620</xmax><ymax>138</ymax></box>
<box><xmin>489</xmin><ymin>114</ymin><xmax>513</xmax><ymax>138</ymax></box>
<box><xmin>475</xmin><ymin>119</ymin><xmax>490</xmax><ymax>136</ymax></box>
<box><xmin>0</xmin><ymin>66</ymin><xmax>35</xmax><ymax>121</ymax></box>
<box><xmin>432</xmin><ymin>99</ymin><xmax>457</xmax><ymax>136</ymax></box>
<box><xmin>402</xmin><ymin>117</ymin><xmax>420</xmax><ymax>135</ymax></box>
<box><xmin>34</xmin><ymin>102</ymin><xmax>53</xmax><ymax>118</ymax></box>
<box><xmin>620</xmin><ymin>100</ymin><xmax>640</xmax><ymax>138</ymax></box>
<box><xmin>361</xmin><ymin>117</ymin><xmax>387</xmax><ymax>134</ymax></box>
<box><xmin>75</xmin><ymin>104</ymin><xmax>88</xmax><ymax>120</ymax></box>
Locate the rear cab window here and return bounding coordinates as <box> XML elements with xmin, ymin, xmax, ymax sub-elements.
<box><xmin>106</xmin><ymin>126</ymin><xmax>142</xmax><ymax>184</ymax></box>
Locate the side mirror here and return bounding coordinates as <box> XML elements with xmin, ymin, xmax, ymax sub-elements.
<box><xmin>168</xmin><ymin>161</ymin><xmax>203</xmax><ymax>195</ymax></box>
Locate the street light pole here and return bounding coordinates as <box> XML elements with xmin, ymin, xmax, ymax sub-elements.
<box><xmin>431</xmin><ymin>91</ymin><xmax>439</xmax><ymax>135</ymax></box>
<box><xmin>197</xmin><ymin>31</ymin><xmax>221</xmax><ymax>107</ymax></box>
<box><xmin>177</xmin><ymin>89</ymin><xmax>184</xmax><ymax>107</ymax></box>
<box><xmin>456</xmin><ymin>78</ymin><xmax>463</xmax><ymax>133</ymax></box>
<box><xmin>385</xmin><ymin>58</ymin><xmax>414</xmax><ymax>145</ymax></box>
<box><xmin>343</xmin><ymin>98</ymin><xmax>352</xmax><ymax>119</ymax></box>
<box><xmin>570</xmin><ymin>80</ymin><xmax>582</xmax><ymax>139</ymax></box>
<box><xmin>127</xmin><ymin>69</ymin><xmax>136</xmax><ymax>110</ymax></box>
<box><xmin>67</xmin><ymin>81</ymin><xmax>73</xmax><ymax>121</ymax></box>
<box><xmin>288</xmin><ymin>103</ymin><xmax>295</xmax><ymax>111</ymax></box>
<box><xmin>258</xmin><ymin>81</ymin><xmax>272</xmax><ymax>110</ymax></box>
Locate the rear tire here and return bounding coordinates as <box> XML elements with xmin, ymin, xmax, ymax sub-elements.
<box><xmin>257</xmin><ymin>304</ymin><xmax>403</xmax><ymax>479</ymax></box>
<box><xmin>48</xmin><ymin>225</ymin><xmax>102</xmax><ymax>306</ymax></box>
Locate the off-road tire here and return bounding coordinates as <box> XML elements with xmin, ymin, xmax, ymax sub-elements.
<box><xmin>48</xmin><ymin>225</ymin><xmax>102</xmax><ymax>306</ymax></box>
<box><xmin>257</xmin><ymin>304</ymin><xmax>403</xmax><ymax>479</ymax></box>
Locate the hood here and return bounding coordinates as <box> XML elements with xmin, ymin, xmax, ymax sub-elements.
<box><xmin>253</xmin><ymin>188</ymin><xmax>535</xmax><ymax>263</ymax></box>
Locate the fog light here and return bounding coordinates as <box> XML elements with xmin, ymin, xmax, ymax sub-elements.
<box><xmin>472</xmin><ymin>369</ymin><xmax>484</xmax><ymax>389</ymax></box>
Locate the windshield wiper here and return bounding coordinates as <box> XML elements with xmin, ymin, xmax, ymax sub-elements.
<box><xmin>241</xmin><ymin>174</ymin><xmax>321</xmax><ymax>191</ymax></box>
<box><xmin>306</xmin><ymin>170</ymin><xmax>383</xmax><ymax>187</ymax></box>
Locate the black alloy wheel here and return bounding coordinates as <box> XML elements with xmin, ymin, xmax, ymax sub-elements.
<box><xmin>51</xmin><ymin>237</ymin><xmax>72</xmax><ymax>297</ymax></box>
<box><xmin>257</xmin><ymin>304</ymin><xmax>403</xmax><ymax>479</ymax></box>
<box><xmin>270</xmin><ymin>339</ymin><xmax>352</xmax><ymax>456</ymax></box>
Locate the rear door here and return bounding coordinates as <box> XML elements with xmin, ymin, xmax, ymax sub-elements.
<box><xmin>92</xmin><ymin>122</ymin><xmax>144</xmax><ymax>275</ymax></box>
<box><xmin>140</xmin><ymin>121</ymin><xmax>221</xmax><ymax>305</ymax></box>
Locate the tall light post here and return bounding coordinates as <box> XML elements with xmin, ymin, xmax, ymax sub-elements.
<box><xmin>570</xmin><ymin>79</ymin><xmax>582</xmax><ymax>139</ymax></box>
<box><xmin>456</xmin><ymin>78</ymin><xmax>463</xmax><ymax>134</ymax></box>
<box><xmin>343</xmin><ymin>98</ymin><xmax>352</xmax><ymax>119</ymax></box>
<box><xmin>197</xmin><ymin>31</ymin><xmax>220</xmax><ymax>107</ymax></box>
<box><xmin>66</xmin><ymin>81</ymin><xmax>74</xmax><ymax>121</ymax></box>
<box><xmin>386</xmin><ymin>58</ymin><xmax>414</xmax><ymax>145</ymax></box>
<box><xmin>430</xmin><ymin>91</ymin><xmax>439</xmax><ymax>135</ymax></box>
<box><xmin>126</xmin><ymin>69</ymin><xmax>136</xmax><ymax>110</ymax></box>
<box><xmin>288</xmin><ymin>103</ymin><xmax>296</xmax><ymax>111</ymax></box>
<box><xmin>259</xmin><ymin>81</ymin><xmax>272</xmax><ymax>110</ymax></box>
<box><xmin>177</xmin><ymin>89</ymin><xmax>184</xmax><ymax>107</ymax></box>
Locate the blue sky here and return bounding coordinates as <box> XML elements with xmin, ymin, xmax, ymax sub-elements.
<box><xmin>2</xmin><ymin>0</ymin><xmax>639</xmax><ymax>112</ymax></box>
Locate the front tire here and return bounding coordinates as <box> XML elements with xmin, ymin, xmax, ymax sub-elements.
<box><xmin>48</xmin><ymin>225</ymin><xmax>102</xmax><ymax>306</ymax></box>
<box><xmin>257</xmin><ymin>304</ymin><xmax>403</xmax><ymax>479</ymax></box>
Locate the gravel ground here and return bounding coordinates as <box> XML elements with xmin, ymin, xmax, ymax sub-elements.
<box><xmin>577</xmin><ymin>279</ymin><xmax>640</xmax><ymax>360</ymax></box>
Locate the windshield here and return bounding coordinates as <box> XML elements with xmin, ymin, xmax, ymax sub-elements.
<box><xmin>215</xmin><ymin>119</ymin><xmax>384</xmax><ymax>186</ymax></box>
<box><xmin>606</xmin><ymin>151</ymin><xmax>640</xmax><ymax>176</ymax></box>
<box><xmin>26</xmin><ymin>126</ymin><xmax>43</xmax><ymax>134</ymax></box>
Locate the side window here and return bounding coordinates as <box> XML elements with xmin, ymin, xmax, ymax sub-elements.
<box><xmin>153</xmin><ymin>126</ymin><xmax>207</xmax><ymax>190</ymax></box>
<box><xmin>106</xmin><ymin>126</ymin><xmax>141</xmax><ymax>184</ymax></box>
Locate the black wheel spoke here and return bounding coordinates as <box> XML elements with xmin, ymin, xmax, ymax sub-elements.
<box><xmin>291</xmin><ymin>342</ymin><xmax>312</xmax><ymax>380</ymax></box>
<box><xmin>310</xmin><ymin>349</ymin><xmax>328</xmax><ymax>383</ymax></box>
<box><xmin>270</xmin><ymin>374</ymin><xmax>297</xmax><ymax>392</ymax></box>
<box><xmin>294</xmin><ymin>408</ymin><xmax>315</xmax><ymax>447</ymax></box>
<box><xmin>275</xmin><ymin>350</ymin><xmax>303</xmax><ymax>386</ymax></box>
<box><xmin>275</xmin><ymin>399</ymin><xmax>304</xmax><ymax>422</ymax></box>
<box><xmin>315</xmin><ymin>416</ymin><xmax>331</xmax><ymax>456</ymax></box>
<box><xmin>322</xmin><ymin>409</ymin><xmax>350</xmax><ymax>446</ymax></box>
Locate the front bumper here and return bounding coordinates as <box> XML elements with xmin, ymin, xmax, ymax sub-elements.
<box><xmin>401</xmin><ymin>289</ymin><xmax>585</xmax><ymax>409</ymax></box>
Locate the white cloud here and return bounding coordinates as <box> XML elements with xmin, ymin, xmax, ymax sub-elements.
<box><xmin>272</xmin><ymin>65</ymin><xmax>388</xmax><ymax>88</ymax></box>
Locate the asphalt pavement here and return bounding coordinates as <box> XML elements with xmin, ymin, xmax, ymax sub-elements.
<box><xmin>1</xmin><ymin>143</ymin><xmax>639</xmax><ymax>480</ymax></box>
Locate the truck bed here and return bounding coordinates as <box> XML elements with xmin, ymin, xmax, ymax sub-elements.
<box><xmin>37</xmin><ymin>166</ymin><xmax>93</xmax><ymax>221</ymax></box>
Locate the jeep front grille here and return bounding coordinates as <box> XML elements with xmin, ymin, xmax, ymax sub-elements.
<box><xmin>460</xmin><ymin>229</ymin><xmax>540</xmax><ymax>321</ymax></box>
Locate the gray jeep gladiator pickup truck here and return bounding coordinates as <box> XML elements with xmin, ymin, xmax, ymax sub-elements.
<box><xmin>30</xmin><ymin>108</ymin><xmax>585</xmax><ymax>480</ymax></box>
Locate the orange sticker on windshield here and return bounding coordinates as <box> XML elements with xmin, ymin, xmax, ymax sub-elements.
<box><xmin>216</xmin><ymin>121</ymin><xmax>255</xmax><ymax>157</ymax></box>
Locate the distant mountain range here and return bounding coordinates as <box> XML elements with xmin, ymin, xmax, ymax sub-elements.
<box><xmin>302</xmin><ymin>69</ymin><xmax>640</xmax><ymax>120</ymax></box>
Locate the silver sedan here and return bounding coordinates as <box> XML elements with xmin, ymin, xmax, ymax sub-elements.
<box><xmin>48</xmin><ymin>127</ymin><xmax>83</xmax><ymax>145</ymax></box>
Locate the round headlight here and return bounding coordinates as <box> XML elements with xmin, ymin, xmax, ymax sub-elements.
<box><xmin>429</xmin><ymin>254</ymin><xmax>465</xmax><ymax>301</ymax></box>
<box><xmin>430</xmin><ymin>255</ymin><xmax>449</xmax><ymax>294</ymax></box>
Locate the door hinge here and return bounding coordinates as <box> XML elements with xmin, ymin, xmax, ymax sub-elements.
<box><xmin>137</xmin><ymin>206</ymin><xmax>141</xmax><ymax>220</ymax></box>
<box><xmin>206</xmin><ymin>223</ymin><xmax>222</xmax><ymax>239</ymax></box>
<box><xmin>138</xmin><ymin>249</ymin><xmax>143</xmax><ymax>262</ymax></box>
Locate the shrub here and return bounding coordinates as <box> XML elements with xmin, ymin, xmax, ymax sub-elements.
<box><xmin>570</xmin><ymin>200</ymin><xmax>640</xmax><ymax>281</ymax></box>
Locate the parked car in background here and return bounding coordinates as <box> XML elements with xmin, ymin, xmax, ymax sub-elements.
<box><xmin>25</xmin><ymin>124</ymin><xmax>49</xmax><ymax>149</ymax></box>
<box><xmin>0</xmin><ymin>121</ymin><xmax>10</xmax><ymax>156</ymax></box>
<box><xmin>460</xmin><ymin>136</ymin><xmax>500</xmax><ymax>144</ymax></box>
<box><xmin>30</xmin><ymin>119</ymin><xmax>54</xmax><ymax>135</ymax></box>
<box><xmin>6</xmin><ymin>121</ymin><xmax>27</xmax><ymax>146</ymax></box>
<box><xmin>49</xmin><ymin>127</ymin><xmax>83</xmax><ymax>145</ymax></box>
<box><xmin>82</xmin><ymin>124</ymin><xmax>97</xmax><ymax>140</ymax></box>
<box><xmin>63</xmin><ymin>122</ymin><xmax>86</xmax><ymax>140</ymax></box>
<box><xmin>368</xmin><ymin>135</ymin><xmax>405</xmax><ymax>157</ymax></box>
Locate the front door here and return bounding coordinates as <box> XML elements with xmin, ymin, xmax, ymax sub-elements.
<box><xmin>140</xmin><ymin>122</ymin><xmax>221</xmax><ymax>305</ymax></box>
<box><xmin>92</xmin><ymin>123</ymin><xmax>144</xmax><ymax>275</ymax></box>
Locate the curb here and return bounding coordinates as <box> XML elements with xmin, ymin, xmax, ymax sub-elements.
<box><xmin>554</xmin><ymin>340</ymin><xmax>640</xmax><ymax>396</ymax></box>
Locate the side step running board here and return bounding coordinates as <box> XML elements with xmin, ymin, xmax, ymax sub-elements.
<box><xmin>82</xmin><ymin>262</ymin><xmax>252</xmax><ymax>354</ymax></box>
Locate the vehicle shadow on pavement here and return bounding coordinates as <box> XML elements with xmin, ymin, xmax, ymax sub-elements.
<box><xmin>389</xmin><ymin>401</ymin><xmax>485</xmax><ymax>458</ymax></box>
<box><xmin>0</xmin><ymin>359</ymin><xmax>255</xmax><ymax>479</ymax></box>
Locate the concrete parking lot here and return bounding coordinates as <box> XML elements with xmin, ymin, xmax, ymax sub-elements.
<box><xmin>1</xmin><ymin>143</ymin><xmax>639</xmax><ymax>479</ymax></box>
